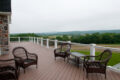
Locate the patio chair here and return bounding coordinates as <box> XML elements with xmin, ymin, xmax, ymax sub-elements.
<box><xmin>83</xmin><ymin>49</ymin><xmax>112</xmax><ymax>78</ymax></box>
<box><xmin>0</xmin><ymin>59</ymin><xmax>19</xmax><ymax>80</ymax></box>
<box><xmin>54</xmin><ymin>43</ymin><xmax>71</xmax><ymax>61</ymax></box>
<box><xmin>12</xmin><ymin>47</ymin><xmax>38</xmax><ymax>73</ymax></box>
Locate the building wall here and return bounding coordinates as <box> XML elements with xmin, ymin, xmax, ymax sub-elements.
<box><xmin>0</xmin><ymin>15</ymin><xmax>9</xmax><ymax>55</ymax></box>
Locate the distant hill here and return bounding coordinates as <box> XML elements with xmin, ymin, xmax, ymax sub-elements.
<box><xmin>36</xmin><ymin>29</ymin><xmax>120</xmax><ymax>36</ymax></box>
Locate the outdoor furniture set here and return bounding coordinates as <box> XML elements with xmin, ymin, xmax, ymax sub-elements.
<box><xmin>0</xmin><ymin>43</ymin><xmax>112</xmax><ymax>80</ymax></box>
<box><xmin>0</xmin><ymin>47</ymin><xmax>38</xmax><ymax>80</ymax></box>
<box><xmin>54</xmin><ymin>43</ymin><xmax>112</xmax><ymax>78</ymax></box>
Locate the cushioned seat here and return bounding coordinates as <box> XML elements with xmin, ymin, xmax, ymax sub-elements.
<box><xmin>0</xmin><ymin>59</ymin><xmax>19</xmax><ymax>80</ymax></box>
<box><xmin>83</xmin><ymin>49</ymin><xmax>112</xmax><ymax>78</ymax></box>
<box><xmin>54</xmin><ymin>43</ymin><xmax>71</xmax><ymax>61</ymax></box>
<box><xmin>12</xmin><ymin>47</ymin><xmax>38</xmax><ymax>73</ymax></box>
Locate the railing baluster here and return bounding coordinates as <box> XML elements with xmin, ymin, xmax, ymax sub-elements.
<box><xmin>32</xmin><ymin>37</ymin><xmax>34</xmax><ymax>43</ymax></box>
<box><xmin>18</xmin><ymin>37</ymin><xmax>20</xmax><ymax>43</ymax></box>
<box><xmin>54</xmin><ymin>40</ymin><xmax>58</xmax><ymax>49</ymax></box>
<box><xmin>46</xmin><ymin>39</ymin><xmax>49</xmax><ymax>48</ymax></box>
<box><xmin>34</xmin><ymin>37</ymin><xmax>36</xmax><ymax>43</ymax></box>
<box><xmin>90</xmin><ymin>44</ymin><xmax>96</xmax><ymax>60</ymax></box>
<box><xmin>67</xmin><ymin>41</ymin><xmax>71</xmax><ymax>43</ymax></box>
<box><xmin>37</xmin><ymin>37</ymin><xmax>39</xmax><ymax>44</ymax></box>
<box><xmin>41</xmin><ymin>38</ymin><xmax>43</xmax><ymax>46</ymax></box>
<box><xmin>29</xmin><ymin>37</ymin><xmax>30</xmax><ymax>42</ymax></box>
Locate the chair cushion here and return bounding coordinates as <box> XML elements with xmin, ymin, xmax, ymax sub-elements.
<box><xmin>0</xmin><ymin>71</ymin><xmax>16</xmax><ymax>80</ymax></box>
<box><xmin>55</xmin><ymin>52</ymin><xmax>66</xmax><ymax>56</ymax></box>
<box><xmin>24</xmin><ymin>59</ymin><xmax>36</xmax><ymax>65</ymax></box>
<box><xmin>85</xmin><ymin>62</ymin><xmax>105</xmax><ymax>69</ymax></box>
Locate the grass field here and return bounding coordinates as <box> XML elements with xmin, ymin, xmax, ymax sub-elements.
<box><xmin>50</xmin><ymin>43</ymin><xmax>120</xmax><ymax>66</ymax></box>
<box><xmin>71</xmin><ymin>50</ymin><xmax>120</xmax><ymax>66</ymax></box>
<box><xmin>71</xmin><ymin>44</ymin><xmax>120</xmax><ymax>66</ymax></box>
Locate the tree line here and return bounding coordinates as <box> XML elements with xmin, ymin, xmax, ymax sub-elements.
<box><xmin>10</xmin><ymin>33</ymin><xmax>120</xmax><ymax>44</ymax></box>
<box><xmin>56</xmin><ymin>33</ymin><xmax>120</xmax><ymax>44</ymax></box>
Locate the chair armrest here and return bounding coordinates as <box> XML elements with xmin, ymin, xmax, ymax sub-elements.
<box><xmin>83</xmin><ymin>55</ymin><xmax>99</xmax><ymax>61</ymax></box>
<box><xmin>14</xmin><ymin>56</ymin><xmax>24</xmax><ymax>61</ymax></box>
<box><xmin>54</xmin><ymin>48</ymin><xmax>61</xmax><ymax>53</ymax></box>
<box><xmin>0</xmin><ymin>59</ymin><xmax>15</xmax><ymax>62</ymax></box>
<box><xmin>28</xmin><ymin>52</ymin><xmax>38</xmax><ymax>60</ymax></box>
<box><xmin>0</xmin><ymin>59</ymin><xmax>17</xmax><ymax>71</ymax></box>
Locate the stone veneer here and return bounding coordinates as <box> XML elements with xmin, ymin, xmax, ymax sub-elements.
<box><xmin>0</xmin><ymin>15</ymin><xmax>9</xmax><ymax>55</ymax></box>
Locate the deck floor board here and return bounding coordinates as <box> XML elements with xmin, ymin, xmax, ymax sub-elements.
<box><xmin>0</xmin><ymin>42</ymin><xmax>120</xmax><ymax>80</ymax></box>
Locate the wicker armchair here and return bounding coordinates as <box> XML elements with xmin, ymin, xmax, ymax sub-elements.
<box><xmin>12</xmin><ymin>47</ymin><xmax>38</xmax><ymax>73</ymax></box>
<box><xmin>0</xmin><ymin>59</ymin><xmax>19</xmax><ymax>80</ymax></box>
<box><xmin>54</xmin><ymin>43</ymin><xmax>71</xmax><ymax>61</ymax></box>
<box><xmin>83</xmin><ymin>49</ymin><xmax>112</xmax><ymax>78</ymax></box>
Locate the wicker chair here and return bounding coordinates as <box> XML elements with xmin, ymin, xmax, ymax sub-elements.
<box><xmin>83</xmin><ymin>49</ymin><xmax>112</xmax><ymax>78</ymax></box>
<box><xmin>54</xmin><ymin>43</ymin><xmax>71</xmax><ymax>61</ymax></box>
<box><xmin>0</xmin><ymin>59</ymin><xmax>19</xmax><ymax>80</ymax></box>
<box><xmin>12</xmin><ymin>47</ymin><xmax>38</xmax><ymax>73</ymax></box>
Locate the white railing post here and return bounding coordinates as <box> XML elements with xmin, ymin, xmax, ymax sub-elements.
<box><xmin>37</xmin><ymin>38</ymin><xmax>39</xmax><ymax>44</ymax></box>
<box><xmin>30</xmin><ymin>37</ymin><xmax>32</xmax><ymax>42</ymax></box>
<box><xmin>32</xmin><ymin>37</ymin><xmax>34</xmax><ymax>43</ymax></box>
<box><xmin>18</xmin><ymin>37</ymin><xmax>20</xmax><ymax>43</ymax></box>
<box><xmin>41</xmin><ymin>38</ymin><xmax>43</xmax><ymax>46</ymax></box>
<box><xmin>90</xmin><ymin>44</ymin><xmax>96</xmax><ymax>60</ymax></box>
<box><xmin>46</xmin><ymin>39</ymin><xmax>49</xmax><ymax>48</ymax></box>
<box><xmin>54</xmin><ymin>40</ymin><xmax>58</xmax><ymax>49</ymax></box>
<box><xmin>29</xmin><ymin>37</ymin><xmax>30</xmax><ymax>42</ymax></box>
<box><xmin>34</xmin><ymin>37</ymin><xmax>36</xmax><ymax>43</ymax></box>
<box><xmin>67</xmin><ymin>41</ymin><xmax>71</xmax><ymax>43</ymax></box>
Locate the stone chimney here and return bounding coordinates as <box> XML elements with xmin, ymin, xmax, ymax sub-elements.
<box><xmin>0</xmin><ymin>0</ymin><xmax>11</xmax><ymax>55</ymax></box>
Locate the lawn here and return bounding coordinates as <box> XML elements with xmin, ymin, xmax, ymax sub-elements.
<box><xmin>71</xmin><ymin>50</ymin><xmax>120</xmax><ymax>66</ymax></box>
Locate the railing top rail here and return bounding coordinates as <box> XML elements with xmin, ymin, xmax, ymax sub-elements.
<box><xmin>70</xmin><ymin>42</ymin><xmax>90</xmax><ymax>46</ymax></box>
<box><xmin>10</xmin><ymin>37</ymin><xmax>29</xmax><ymax>38</ymax></box>
<box><xmin>43</xmin><ymin>39</ymin><xmax>47</xmax><ymax>40</ymax></box>
<box><xmin>49</xmin><ymin>40</ymin><xmax>55</xmax><ymax>42</ymax></box>
<box><xmin>95</xmin><ymin>46</ymin><xmax>120</xmax><ymax>52</ymax></box>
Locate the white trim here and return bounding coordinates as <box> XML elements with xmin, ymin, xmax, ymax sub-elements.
<box><xmin>108</xmin><ymin>66</ymin><xmax>120</xmax><ymax>73</ymax></box>
<box><xmin>0</xmin><ymin>12</ymin><xmax>11</xmax><ymax>15</ymax></box>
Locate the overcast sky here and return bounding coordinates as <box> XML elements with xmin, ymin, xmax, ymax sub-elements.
<box><xmin>10</xmin><ymin>0</ymin><xmax>120</xmax><ymax>33</ymax></box>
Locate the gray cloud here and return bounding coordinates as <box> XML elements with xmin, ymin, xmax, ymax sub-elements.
<box><xmin>10</xmin><ymin>0</ymin><xmax>120</xmax><ymax>33</ymax></box>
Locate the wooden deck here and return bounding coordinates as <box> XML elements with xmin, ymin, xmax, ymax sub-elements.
<box><xmin>0</xmin><ymin>42</ymin><xmax>120</xmax><ymax>80</ymax></box>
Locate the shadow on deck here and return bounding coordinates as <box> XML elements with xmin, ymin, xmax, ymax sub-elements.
<box><xmin>0</xmin><ymin>42</ymin><xmax>120</xmax><ymax>80</ymax></box>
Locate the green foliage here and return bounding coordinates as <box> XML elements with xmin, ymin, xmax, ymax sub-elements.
<box><xmin>10</xmin><ymin>33</ymin><xmax>120</xmax><ymax>44</ymax></box>
<box><xmin>10</xmin><ymin>33</ymin><xmax>39</xmax><ymax>41</ymax></box>
<box><xmin>56</xmin><ymin>35</ymin><xmax>70</xmax><ymax>41</ymax></box>
<box><xmin>71</xmin><ymin>33</ymin><xmax>120</xmax><ymax>44</ymax></box>
<box><xmin>10</xmin><ymin>33</ymin><xmax>39</xmax><ymax>37</ymax></box>
<box><xmin>56</xmin><ymin>36</ymin><xmax>63</xmax><ymax>41</ymax></box>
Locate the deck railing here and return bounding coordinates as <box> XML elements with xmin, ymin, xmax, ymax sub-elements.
<box><xmin>10</xmin><ymin>37</ymin><xmax>96</xmax><ymax>57</ymax></box>
<box><xmin>9</xmin><ymin>37</ymin><xmax>120</xmax><ymax>72</ymax></box>
<box><xmin>10</xmin><ymin>37</ymin><xmax>120</xmax><ymax>54</ymax></box>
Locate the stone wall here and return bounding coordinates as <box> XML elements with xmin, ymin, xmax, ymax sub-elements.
<box><xmin>0</xmin><ymin>15</ymin><xmax>9</xmax><ymax>55</ymax></box>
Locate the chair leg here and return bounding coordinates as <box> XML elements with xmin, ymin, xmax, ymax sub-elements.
<box><xmin>105</xmin><ymin>72</ymin><xmax>106</xmax><ymax>79</ymax></box>
<box><xmin>67</xmin><ymin>58</ymin><xmax>69</xmax><ymax>63</ymax></box>
<box><xmin>86</xmin><ymin>72</ymin><xmax>88</xmax><ymax>78</ymax></box>
<box><xmin>55</xmin><ymin>57</ymin><xmax>56</xmax><ymax>60</ymax></box>
<box><xmin>36</xmin><ymin>64</ymin><xmax>38</xmax><ymax>68</ymax></box>
<box><xmin>64</xmin><ymin>58</ymin><xmax>65</xmax><ymax>61</ymax></box>
<box><xmin>24</xmin><ymin>68</ymin><xmax>26</xmax><ymax>73</ymax></box>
